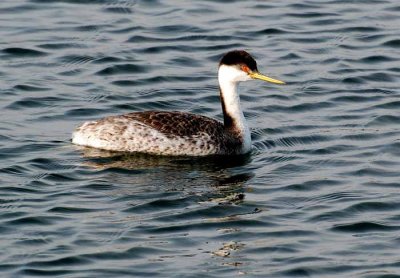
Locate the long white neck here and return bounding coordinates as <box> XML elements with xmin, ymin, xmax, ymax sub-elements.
<box><xmin>218</xmin><ymin>65</ymin><xmax>251</xmax><ymax>153</ymax></box>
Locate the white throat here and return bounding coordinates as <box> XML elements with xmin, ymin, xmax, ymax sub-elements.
<box><xmin>218</xmin><ymin>65</ymin><xmax>252</xmax><ymax>153</ymax></box>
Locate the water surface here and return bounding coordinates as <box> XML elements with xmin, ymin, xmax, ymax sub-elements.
<box><xmin>1</xmin><ymin>0</ymin><xmax>400</xmax><ymax>277</ymax></box>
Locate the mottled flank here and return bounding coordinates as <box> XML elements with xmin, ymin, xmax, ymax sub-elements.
<box><xmin>72</xmin><ymin>111</ymin><xmax>244</xmax><ymax>156</ymax></box>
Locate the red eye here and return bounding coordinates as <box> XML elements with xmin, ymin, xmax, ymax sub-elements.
<box><xmin>241</xmin><ymin>65</ymin><xmax>250</xmax><ymax>73</ymax></box>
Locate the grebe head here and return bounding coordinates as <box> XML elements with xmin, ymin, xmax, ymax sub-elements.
<box><xmin>218</xmin><ymin>50</ymin><xmax>285</xmax><ymax>84</ymax></box>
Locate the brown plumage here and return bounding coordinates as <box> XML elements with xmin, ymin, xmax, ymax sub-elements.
<box><xmin>123</xmin><ymin>111</ymin><xmax>221</xmax><ymax>138</ymax></box>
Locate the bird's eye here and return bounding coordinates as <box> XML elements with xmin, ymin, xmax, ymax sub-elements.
<box><xmin>241</xmin><ymin>65</ymin><xmax>251</xmax><ymax>73</ymax></box>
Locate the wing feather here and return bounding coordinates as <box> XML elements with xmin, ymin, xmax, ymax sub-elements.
<box><xmin>122</xmin><ymin>111</ymin><xmax>224</xmax><ymax>138</ymax></box>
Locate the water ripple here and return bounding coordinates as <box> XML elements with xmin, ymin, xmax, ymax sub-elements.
<box><xmin>1</xmin><ymin>0</ymin><xmax>400</xmax><ymax>277</ymax></box>
<box><xmin>332</xmin><ymin>222</ymin><xmax>400</xmax><ymax>233</ymax></box>
<box><xmin>2</xmin><ymin>47</ymin><xmax>47</xmax><ymax>57</ymax></box>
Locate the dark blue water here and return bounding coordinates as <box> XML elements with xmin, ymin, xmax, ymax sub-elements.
<box><xmin>1</xmin><ymin>0</ymin><xmax>400</xmax><ymax>277</ymax></box>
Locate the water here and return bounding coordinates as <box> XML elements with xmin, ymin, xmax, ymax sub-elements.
<box><xmin>1</xmin><ymin>0</ymin><xmax>400</xmax><ymax>277</ymax></box>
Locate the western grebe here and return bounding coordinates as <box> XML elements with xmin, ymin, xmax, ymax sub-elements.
<box><xmin>72</xmin><ymin>50</ymin><xmax>285</xmax><ymax>156</ymax></box>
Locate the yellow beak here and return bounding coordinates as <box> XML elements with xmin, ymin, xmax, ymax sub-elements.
<box><xmin>250</xmin><ymin>72</ymin><xmax>285</xmax><ymax>85</ymax></box>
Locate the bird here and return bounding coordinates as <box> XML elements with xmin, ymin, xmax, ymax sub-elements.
<box><xmin>72</xmin><ymin>50</ymin><xmax>285</xmax><ymax>156</ymax></box>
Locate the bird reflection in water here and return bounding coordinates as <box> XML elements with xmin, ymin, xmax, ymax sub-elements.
<box><xmin>76</xmin><ymin>146</ymin><xmax>254</xmax><ymax>204</ymax></box>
